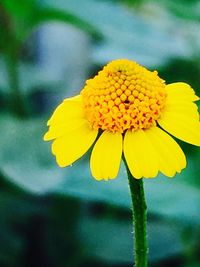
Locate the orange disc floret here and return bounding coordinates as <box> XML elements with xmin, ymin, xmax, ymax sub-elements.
<box><xmin>81</xmin><ymin>59</ymin><xmax>167</xmax><ymax>133</ymax></box>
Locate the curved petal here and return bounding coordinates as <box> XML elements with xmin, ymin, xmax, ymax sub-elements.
<box><xmin>166</xmin><ymin>82</ymin><xmax>199</xmax><ymax>102</ymax></box>
<box><xmin>52</xmin><ymin>122</ymin><xmax>98</xmax><ymax>167</ymax></box>
<box><xmin>145</xmin><ymin>127</ymin><xmax>186</xmax><ymax>177</ymax></box>
<box><xmin>44</xmin><ymin>95</ymin><xmax>86</xmax><ymax>141</ymax></box>
<box><xmin>90</xmin><ymin>131</ymin><xmax>122</xmax><ymax>180</ymax></box>
<box><xmin>123</xmin><ymin>130</ymin><xmax>159</xmax><ymax>179</ymax></box>
<box><xmin>158</xmin><ymin>118</ymin><xmax>200</xmax><ymax>146</ymax></box>
<box><xmin>44</xmin><ymin>118</ymin><xmax>86</xmax><ymax>141</ymax></box>
<box><xmin>158</xmin><ymin>83</ymin><xmax>200</xmax><ymax>146</ymax></box>
<box><xmin>164</xmin><ymin>83</ymin><xmax>199</xmax><ymax>120</ymax></box>
<box><xmin>47</xmin><ymin>95</ymin><xmax>84</xmax><ymax>126</ymax></box>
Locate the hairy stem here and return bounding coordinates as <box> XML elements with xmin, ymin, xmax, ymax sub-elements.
<box><xmin>124</xmin><ymin>159</ymin><xmax>148</xmax><ymax>267</ymax></box>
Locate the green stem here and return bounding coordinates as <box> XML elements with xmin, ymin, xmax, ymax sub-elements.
<box><xmin>5</xmin><ymin>53</ymin><xmax>27</xmax><ymax>117</ymax></box>
<box><xmin>124</xmin><ymin>159</ymin><xmax>148</xmax><ymax>267</ymax></box>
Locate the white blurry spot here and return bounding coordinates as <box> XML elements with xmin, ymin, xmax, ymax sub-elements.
<box><xmin>37</xmin><ymin>22</ymin><xmax>91</xmax><ymax>97</ymax></box>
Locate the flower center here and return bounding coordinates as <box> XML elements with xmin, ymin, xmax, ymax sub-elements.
<box><xmin>81</xmin><ymin>59</ymin><xmax>167</xmax><ymax>133</ymax></box>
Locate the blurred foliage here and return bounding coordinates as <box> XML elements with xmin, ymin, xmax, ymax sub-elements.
<box><xmin>47</xmin><ymin>0</ymin><xmax>194</xmax><ymax>67</ymax></box>
<box><xmin>0</xmin><ymin>0</ymin><xmax>200</xmax><ymax>266</ymax></box>
<box><xmin>0</xmin><ymin>0</ymin><xmax>100</xmax><ymax>53</ymax></box>
<box><xmin>156</xmin><ymin>0</ymin><xmax>200</xmax><ymax>21</ymax></box>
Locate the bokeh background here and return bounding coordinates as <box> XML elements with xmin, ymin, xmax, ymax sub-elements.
<box><xmin>1</xmin><ymin>0</ymin><xmax>200</xmax><ymax>266</ymax></box>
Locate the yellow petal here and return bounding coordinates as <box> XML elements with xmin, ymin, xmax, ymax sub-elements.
<box><xmin>90</xmin><ymin>131</ymin><xmax>122</xmax><ymax>180</ymax></box>
<box><xmin>158</xmin><ymin>112</ymin><xmax>200</xmax><ymax>146</ymax></box>
<box><xmin>161</xmin><ymin>108</ymin><xmax>199</xmax><ymax>124</ymax></box>
<box><xmin>47</xmin><ymin>95</ymin><xmax>84</xmax><ymax>126</ymax></box>
<box><xmin>166</xmin><ymin>82</ymin><xmax>199</xmax><ymax>102</ymax></box>
<box><xmin>44</xmin><ymin>95</ymin><xmax>86</xmax><ymax>141</ymax></box>
<box><xmin>52</xmin><ymin>122</ymin><xmax>98</xmax><ymax>167</ymax></box>
<box><xmin>123</xmin><ymin>130</ymin><xmax>159</xmax><ymax>179</ymax></box>
<box><xmin>145</xmin><ymin>127</ymin><xmax>186</xmax><ymax>177</ymax></box>
<box><xmin>163</xmin><ymin>83</ymin><xmax>199</xmax><ymax>121</ymax></box>
<box><xmin>165</xmin><ymin>101</ymin><xmax>199</xmax><ymax>121</ymax></box>
<box><xmin>44</xmin><ymin>118</ymin><xmax>86</xmax><ymax>141</ymax></box>
<box><xmin>158</xmin><ymin>83</ymin><xmax>200</xmax><ymax>146</ymax></box>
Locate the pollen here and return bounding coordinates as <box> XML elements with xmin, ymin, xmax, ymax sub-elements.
<box><xmin>81</xmin><ymin>59</ymin><xmax>167</xmax><ymax>133</ymax></box>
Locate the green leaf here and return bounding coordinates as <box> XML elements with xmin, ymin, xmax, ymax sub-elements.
<box><xmin>0</xmin><ymin>115</ymin><xmax>63</xmax><ymax>193</ymax></box>
<box><xmin>0</xmin><ymin>191</ymin><xmax>46</xmax><ymax>266</ymax></box>
<box><xmin>0</xmin><ymin>61</ymin><xmax>61</xmax><ymax>96</ymax></box>
<box><xmin>29</xmin><ymin>7</ymin><xmax>101</xmax><ymax>39</ymax></box>
<box><xmin>55</xmin><ymin>161</ymin><xmax>200</xmax><ymax>224</ymax></box>
<box><xmin>1</xmin><ymin>0</ymin><xmax>101</xmax><ymax>47</ymax></box>
<box><xmin>1</xmin><ymin>115</ymin><xmax>200</xmax><ymax>225</ymax></box>
<box><xmin>46</xmin><ymin>0</ymin><xmax>191</xmax><ymax>67</ymax></box>
<box><xmin>156</xmin><ymin>0</ymin><xmax>200</xmax><ymax>21</ymax></box>
<box><xmin>79</xmin><ymin>216</ymin><xmax>185</xmax><ymax>263</ymax></box>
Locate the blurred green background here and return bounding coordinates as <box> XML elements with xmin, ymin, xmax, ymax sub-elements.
<box><xmin>0</xmin><ymin>0</ymin><xmax>200</xmax><ymax>266</ymax></box>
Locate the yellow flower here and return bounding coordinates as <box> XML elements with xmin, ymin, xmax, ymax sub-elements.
<box><xmin>44</xmin><ymin>59</ymin><xmax>200</xmax><ymax>180</ymax></box>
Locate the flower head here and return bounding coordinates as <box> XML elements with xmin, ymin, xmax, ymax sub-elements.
<box><xmin>44</xmin><ymin>59</ymin><xmax>200</xmax><ymax>180</ymax></box>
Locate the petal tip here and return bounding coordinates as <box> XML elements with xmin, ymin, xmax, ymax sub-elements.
<box><xmin>92</xmin><ymin>175</ymin><xmax>117</xmax><ymax>181</ymax></box>
<box><xmin>43</xmin><ymin>132</ymin><xmax>50</xmax><ymax>141</ymax></box>
<box><xmin>56</xmin><ymin>158</ymin><xmax>68</xmax><ymax>168</ymax></box>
